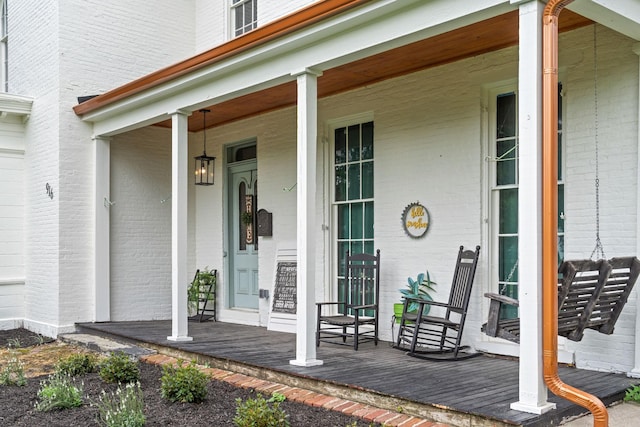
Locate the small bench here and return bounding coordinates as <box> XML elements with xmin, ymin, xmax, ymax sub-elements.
<box><xmin>482</xmin><ymin>257</ymin><xmax>640</xmax><ymax>343</ymax></box>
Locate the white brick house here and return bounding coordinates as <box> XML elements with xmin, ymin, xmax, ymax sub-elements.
<box><xmin>1</xmin><ymin>0</ymin><xmax>640</xmax><ymax>415</ymax></box>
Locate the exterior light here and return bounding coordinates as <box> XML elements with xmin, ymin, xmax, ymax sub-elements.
<box><xmin>194</xmin><ymin>108</ymin><xmax>216</xmax><ymax>186</ymax></box>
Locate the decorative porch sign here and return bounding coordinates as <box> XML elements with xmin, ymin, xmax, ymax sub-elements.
<box><xmin>401</xmin><ymin>202</ymin><xmax>430</xmax><ymax>238</ymax></box>
<box><xmin>272</xmin><ymin>261</ymin><xmax>297</xmax><ymax>314</ymax></box>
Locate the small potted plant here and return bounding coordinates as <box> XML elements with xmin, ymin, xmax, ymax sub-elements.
<box><xmin>394</xmin><ymin>272</ymin><xmax>436</xmax><ymax>322</ymax></box>
<box><xmin>188</xmin><ymin>268</ymin><xmax>216</xmax><ymax>316</ymax></box>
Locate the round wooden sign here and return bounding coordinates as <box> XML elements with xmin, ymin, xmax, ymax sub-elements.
<box><xmin>401</xmin><ymin>202</ymin><xmax>430</xmax><ymax>238</ymax></box>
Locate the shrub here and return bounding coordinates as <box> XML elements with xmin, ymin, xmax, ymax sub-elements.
<box><xmin>625</xmin><ymin>385</ymin><xmax>640</xmax><ymax>403</ymax></box>
<box><xmin>233</xmin><ymin>393</ymin><xmax>290</xmax><ymax>427</ymax></box>
<box><xmin>0</xmin><ymin>353</ymin><xmax>26</xmax><ymax>386</ymax></box>
<box><xmin>35</xmin><ymin>373</ymin><xmax>83</xmax><ymax>411</ymax></box>
<box><xmin>99</xmin><ymin>352</ymin><xmax>140</xmax><ymax>384</ymax></box>
<box><xmin>94</xmin><ymin>381</ymin><xmax>145</xmax><ymax>427</ymax></box>
<box><xmin>56</xmin><ymin>353</ymin><xmax>98</xmax><ymax>377</ymax></box>
<box><xmin>160</xmin><ymin>360</ymin><xmax>208</xmax><ymax>403</ymax></box>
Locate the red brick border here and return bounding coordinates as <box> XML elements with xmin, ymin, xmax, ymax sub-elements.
<box><xmin>140</xmin><ymin>354</ymin><xmax>448</xmax><ymax>426</ymax></box>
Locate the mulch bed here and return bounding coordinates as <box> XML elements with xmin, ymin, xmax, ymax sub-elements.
<box><xmin>0</xmin><ymin>328</ymin><xmax>379</xmax><ymax>426</ymax></box>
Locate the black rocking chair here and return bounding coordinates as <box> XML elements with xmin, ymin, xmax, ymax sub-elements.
<box><xmin>316</xmin><ymin>250</ymin><xmax>381</xmax><ymax>350</ymax></box>
<box><xmin>395</xmin><ymin>245</ymin><xmax>481</xmax><ymax>361</ymax></box>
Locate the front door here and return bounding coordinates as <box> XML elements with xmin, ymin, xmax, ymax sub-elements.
<box><xmin>228</xmin><ymin>160</ymin><xmax>259</xmax><ymax>309</ymax></box>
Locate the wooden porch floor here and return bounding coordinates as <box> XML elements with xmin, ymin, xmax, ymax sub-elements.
<box><xmin>77</xmin><ymin>320</ymin><xmax>637</xmax><ymax>426</ymax></box>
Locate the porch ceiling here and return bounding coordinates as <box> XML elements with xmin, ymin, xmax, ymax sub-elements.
<box><xmin>155</xmin><ymin>9</ymin><xmax>590</xmax><ymax>133</ymax></box>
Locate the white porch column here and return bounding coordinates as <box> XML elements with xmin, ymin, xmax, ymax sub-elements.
<box><xmin>94</xmin><ymin>136</ymin><xmax>111</xmax><ymax>322</ymax></box>
<box><xmin>630</xmin><ymin>43</ymin><xmax>640</xmax><ymax>378</ymax></box>
<box><xmin>290</xmin><ymin>68</ymin><xmax>323</xmax><ymax>367</ymax></box>
<box><xmin>511</xmin><ymin>0</ymin><xmax>555</xmax><ymax>414</ymax></box>
<box><xmin>168</xmin><ymin>109</ymin><xmax>193</xmax><ymax>342</ymax></box>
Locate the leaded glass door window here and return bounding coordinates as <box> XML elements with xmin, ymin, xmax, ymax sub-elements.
<box><xmin>333</xmin><ymin>121</ymin><xmax>374</xmax><ymax>315</ymax></box>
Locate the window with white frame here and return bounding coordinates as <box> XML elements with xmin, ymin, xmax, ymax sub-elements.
<box><xmin>489</xmin><ymin>84</ymin><xmax>564</xmax><ymax>320</ymax></box>
<box><xmin>333</xmin><ymin>121</ymin><xmax>375</xmax><ymax>314</ymax></box>
<box><xmin>232</xmin><ymin>0</ymin><xmax>257</xmax><ymax>37</ymax></box>
<box><xmin>1</xmin><ymin>0</ymin><xmax>7</xmax><ymax>92</ymax></box>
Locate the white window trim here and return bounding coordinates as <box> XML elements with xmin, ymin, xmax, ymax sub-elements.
<box><xmin>1</xmin><ymin>0</ymin><xmax>7</xmax><ymax>92</ymax></box>
<box><xmin>478</xmin><ymin>80</ymin><xmax>571</xmax><ymax>362</ymax></box>
<box><xmin>324</xmin><ymin>112</ymin><xmax>374</xmax><ymax>306</ymax></box>
<box><xmin>230</xmin><ymin>0</ymin><xmax>257</xmax><ymax>38</ymax></box>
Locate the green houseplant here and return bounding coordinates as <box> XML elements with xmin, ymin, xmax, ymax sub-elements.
<box><xmin>188</xmin><ymin>268</ymin><xmax>216</xmax><ymax>315</ymax></box>
<box><xmin>394</xmin><ymin>272</ymin><xmax>436</xmax><ymax>322</ymax></box>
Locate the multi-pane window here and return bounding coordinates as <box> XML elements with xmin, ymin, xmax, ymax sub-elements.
<box><xmin>1</xmin><ymin>0</ymin><xmax>7</xmax><ymax>92</ymax></box>
<box><xmin>232</xmin><ymin>0</ymin><xmax>257</xmax><ymax>37</ymax></box>
<box><xmin>492</xmin><ymin>86</ymin><xmax>564</xmax><ymax>320</ymax></box>
<box><xmin>334</xmin><ymin>121</ymin><xmax>374</xmax><ymax>314</ymax></box>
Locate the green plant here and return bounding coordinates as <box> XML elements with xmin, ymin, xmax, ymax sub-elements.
<box><xmin>6</xmin><ymin>337</ymin><xmax>22</xmax><ymax>349</ymax></box>
<box><xmin>99</xmin><ymin>352</ymin><xmax>140</xmax><ymax>384</ymax></box>
<box><xmin>399</xmin><ymin>272</ymin><xmax>436</xmax><ymax>313</ymax></box>
<box><xmin>233</xmin><ymin>393</ymin><xmax>290</xmax><ymax>427</ymax></box>
<box><xmin>240</xmin><ymin>211</ymin><xmax>253</xmax><ymax>225</ymax></box>
<box><xmin>56</xmin><ymin>353</ymin><xmax>98</xmax><ymax>377</ymax></box>
<box><xmin>35</xmin><ymin>373</ymin><xmax>83</xmax><ymax>411</ymax></box>
<box><xmin>94</xmin><ymin>382</ymin><xmax>145</xmax><ymax>427</ymax></box>
<box><xmin>188</xmin><ymin>268</ymin><xmax>217</xmax><ymax>307</ymax></box>
<box><xmin>160</xmin><ymin>360</ymin><xmax>209</xmax><ymax>403</ymax></box>
<box><xmin>624</xmin><ymin>384</ymin><xmax>640</xmax><ymax>403</ymax></box>
<box><xmin>0</xmin><ymin>353</ymin><xmax>26</xmax><ymax>386</ymax></box>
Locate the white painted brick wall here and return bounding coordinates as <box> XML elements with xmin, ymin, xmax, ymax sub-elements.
<box><xmin>110</xmin><ymin>127</ymin><xmax>173</xmax><ymax>321</ymax></box>
<box><xmin>194</xmin><ymin>0</ymin><xmax>318</xmax><ymax>50</ymax></box>
<box><xmin>10</xmin><ymin>1</ymin><xmax>62</xmax><ymax>334</ymax></box>
<box><xmin>195</xmin><ymin>0</ymin><xmax>226</xmax><ymax>53</ymax></box>
<box><xmin>559</xmin><ymin>26</ymin><xmax>639</xmax><ymax>371</ymax></box>
<box><xmin>258</xmin><ymin>0</ymin><xmax>318</xmax><ymax>27</ymax></box>
<box><xmin>8</xmin><ymin>0</ymin><xmax>197</xmax><ymax>334</ymax></box>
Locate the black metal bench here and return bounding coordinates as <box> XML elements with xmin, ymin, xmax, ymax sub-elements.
<box><xmin>482</xmin><ymin>257</ymin><xmax>640</xmax><ymax>343</ymax></box>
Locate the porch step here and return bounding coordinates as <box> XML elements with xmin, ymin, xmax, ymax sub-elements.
<box><xmin>59</xmin><ymin>331</ymin><xmax>156</xmax><ymax>359</ymax></box>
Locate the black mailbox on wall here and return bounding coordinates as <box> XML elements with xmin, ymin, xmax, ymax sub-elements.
<box><xmin>257</xmin><ymin>209</ymin><xmax>273</xmax><ymax>237</ymax></box>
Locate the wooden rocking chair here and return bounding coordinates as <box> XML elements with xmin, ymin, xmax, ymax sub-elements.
<box><xmin>482</xmin><ymin>256</ymin><xmax>640</xmax><ymax>343</ymax></box>
<box><xmin>395</xmin><ymin>245</ymin><xmax>481</xmax><ymax>361</ymax></box>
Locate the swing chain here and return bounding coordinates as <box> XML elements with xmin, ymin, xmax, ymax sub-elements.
<box><xmin>590</xmin><ymin>24</ymin><xmax>606</xmax><ymax>261</ymax></box>
<box><xmin>499</xmin><ymin>259</ymin><xmax>518</xmax><ymax>295</ymax></box>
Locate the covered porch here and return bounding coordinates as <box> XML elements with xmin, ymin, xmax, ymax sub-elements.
<box><xmin>72</xmin><ymin>0</ymin><xmax>640</xmax><ymax>419</ymax></box>
<box><xmin>76</xmin><ymin>320</ymin><xmax>637</xmax><ymax>427</ymax></box>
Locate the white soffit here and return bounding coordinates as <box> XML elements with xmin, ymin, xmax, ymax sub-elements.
<box><xmin>568</xmin><ymin>0</ymin><xmax>640</xmax><ymax>41</ymax></box>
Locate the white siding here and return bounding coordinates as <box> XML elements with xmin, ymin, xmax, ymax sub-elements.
<box><xmin>0</xmin><ymin>116</ymin><xmax>26</xmax><ymax>328</ymax></box>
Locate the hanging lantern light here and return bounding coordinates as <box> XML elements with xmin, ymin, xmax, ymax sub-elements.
<box><xmin>194</xmin><ymin>108</ymin><xmax>216</xmax><ymax>186</ymax></box>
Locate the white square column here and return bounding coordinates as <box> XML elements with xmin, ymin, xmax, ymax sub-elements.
<box><xmin>511</xmin><ymin>0</ymin><xmax>555</xmax><ymax>414</ymax></box>
<box><xmin>168</xmin><ymin>109</ymin><xmax>193</xmax><ymax>342</ymax></box>
<box><xmin>94</xmin><ymin>136</ymin><xmax>111</xmax><ymax>322</ymax></box>
<box><xmin>290</xmin><ymin>68</ymin><xmax>323</xmax><ymax>367</ymax></box>
<box><xmin>631</xmin><ymin>43</ymin><xmax>640</xmax><ymax>378</ymax></box>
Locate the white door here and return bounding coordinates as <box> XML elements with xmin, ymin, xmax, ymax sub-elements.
<box><xmin>228</xmin><ymin>161</ymin><xmax>259</xmax><ymax>309</ymax></box>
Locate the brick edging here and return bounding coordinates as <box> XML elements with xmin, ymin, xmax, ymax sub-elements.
<box><xmin>140</xmin><ymin>354</ymin><xmax>449</xmax><ymax>427</ymax></box>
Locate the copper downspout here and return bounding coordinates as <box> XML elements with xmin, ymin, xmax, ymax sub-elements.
<box><xmin>542</xmin><ymin>1</ymin><xmax>608</xmax><ymax>426</ymax></box>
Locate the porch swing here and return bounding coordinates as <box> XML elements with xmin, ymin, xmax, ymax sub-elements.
<box><xmin>482</xmin><ymin>25</ymin><xmax>640</xmax><ymax>344</ymax></box>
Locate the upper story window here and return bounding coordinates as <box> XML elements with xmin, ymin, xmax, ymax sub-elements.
<box><xmin>1</xmin><ymin>0</ymin><xmax>7</xmax><ymax>92</ymax></box>
<box><xmin>232</xmin><ymin>0</ymin><xmax>257</xmax><ymax>37</ymax></box>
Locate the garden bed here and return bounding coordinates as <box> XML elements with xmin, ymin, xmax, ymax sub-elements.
<box><xmin>0</xmin><ymin>329</ymin><xmax>379</xmax><ymax>426</ymax></box>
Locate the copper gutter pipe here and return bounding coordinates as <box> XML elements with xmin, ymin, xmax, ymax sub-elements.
<box><xmin>542</xmin><ymin>1</ymin><xmax>607</xmax><ymax>426</ymax></box>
